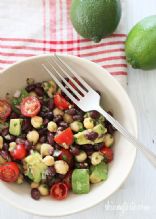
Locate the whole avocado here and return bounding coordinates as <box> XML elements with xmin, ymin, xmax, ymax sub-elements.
<box><xmin>70</xmin><ymin>0</ymin><xmax>121</xmax><ymax>43</ymax></box>
<box><xmin>125</xmin><ymin>15</ymin><xmax>156</xmax><ymax>70</ymax></box>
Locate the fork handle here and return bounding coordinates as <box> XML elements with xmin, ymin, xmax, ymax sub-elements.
<box><xmin>97</xmin><ymin>106</ymin><xmax>156</xmax><ymax>168</ymax></box>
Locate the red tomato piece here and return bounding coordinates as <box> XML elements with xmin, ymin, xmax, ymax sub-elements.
<box><xmin>63</xmin><ymin>171</ymin><xmax>72</xmax><ymax>190</ymax></box>
<box><xmin>0</xmin><ymin>162</ymin><xmax>19</xmax><ymax>182</ymax></box>
<box><xmin>54</xmin><ymin>128</ymin><xmax>74</xmax><ymax>146</ymax></box>
<box><xmin>100</xmin><ymin>146</ymin><xmax>113</xmax><ymax>163</ymax></box>
<box><xmin>21</xmin><ymin>96</ymin><xmax>41</xmax><ymax>117</ymax></box>
<box><xmin>10</xmin><ymin>144</ymin><xmax>27</xmax><ymax>160</ymax></box>
<box><xmin>58</xmin><ymin>148</ymin><xmax>73</xmax><ymax>165</ymax></box>
<box><xmin>0</xmin><ymin>100</ymin><xmax>11</xmax><ymax>121</ymax></box>
<box><xmin>54</xmin><ymin>93</ymin><xmax>70</xmax><ymax>110</ymax></box>
<box><xmin>50</xmin><ymin>182</ymin><xmax>68</xmax><ymax>200</ymax></box>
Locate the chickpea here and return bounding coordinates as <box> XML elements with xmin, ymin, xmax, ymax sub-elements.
<box><xmin>54</xmin><ymin>160</ymin><xmax>69</xmax><ymax>175</ymax></box>
<box><xmin>42</xmin><ymin>156</ymin><xmax>55</xmax><ymax>166</ymax></box>
<box><xmin>27</xmin><ymin>130</ymin><xmax>39</xmax><ymax>145</ymax></box>
<box><xmin>38</xmin><ymin>184</ymin><xmax>49</xmax><ymax>196</ymax></box>
<box><xmin>63</xmin><ymin>113</ymin><xmax>73</xmax><ymax>123</ymax></box>
<box><xmin>31</xmin><ymin>182</ymin><xmax>40</xmax><ymax>189</ymax></box>
<box><xmin>40</xmin><ymin>143</ymin><xmax>53</xmax><ymax>157</ymax></box>
<box><xmin>31</xmin><ymin>116</ymin><xmax>43</xmax><ymax>129</ymax></box>
<box><xmin>47</xmin><ymin>121</ymin><xmax>57</xmax><ymax>132</ymax></box>
<box><xmin>53</xmin><ymin>107</ymin><xmax>64</xmax><ymax>116</ymax></box>
<box><xmin>91</xmin><ymin>152</ymin><xmax>103</xmax><ymax>165</ymax></box>
<box><xmin>75</xmin><ymin>151</ymin><xmax>87</xmax><ymax>162</ymax></box>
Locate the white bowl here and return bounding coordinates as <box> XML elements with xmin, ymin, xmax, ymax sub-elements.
<box><xmin>0</xmin><ymin>55</ymin><xmax>137</xmax><ymax>216</ymax></box>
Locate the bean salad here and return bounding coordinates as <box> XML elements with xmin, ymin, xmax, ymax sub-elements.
<box><xmin>0</xmin><ymin>78</ymin><xmax>115</xmax><ymax>200</ymax></box>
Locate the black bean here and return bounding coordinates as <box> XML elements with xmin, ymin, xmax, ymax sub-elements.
<box><xmin>105</xmin><ymin>120</ymin><xmax>116</xmax><ymax>135</ymax></box>
<box><xmin>72</xmin><ymin>114</ymin><xmax>83</xmax><ymax>122</ymax></box>
<box><xmin>56</xmin><ymin>173</ymin><xmax>65</xmax><ymax>179</ymax></box>
<box><xmin>3</xmin><ymin>143</ymin><xmax>9</xmax><ymax>151</ymax></box>
<box><xmin>43</xmin><ymin>118</ymin><xmax>49</xmax><ymax>126</ymax></box>
<box><xmin>65</xmin><ymin>108</ymin><xmax>77</xmax><ymax>115</ymax></box>
<box><xmin>46</xmin><ymin>166</ymin><xmax>56</xmax><ymax>177</ymax></box>
<box><xmin>23</xmin><ymin>175</ymin><xmax>32</xmax><ymax>184</ymax></box>
<box><xmin>36</xmin><ymin>82</ymin><xmax>42</xmax><ymax>88</ymax></box>
<box><xmin>10</xmin><ymin>112</ymin><xmax>18</xmax><ymax>119</ymax></box>
<box><xmin>90</xmin><ymin>110</ymin><xmax>100</xmax><ymax>119</ymax></box>
<box><xmin>39</xmin><ymin>135</ymin><xmax>47</xmax><ymax>143</ymax></box>
<box><xmin>31</xmin><ymin>188</ymin><xmax>41</xmax><ymax>200</ymax></box>
<box><xmin>35</xmin><ymin>87</ymin><xmax>44</xmax><ymax>97</ymax></box>
<box><xmin>38</xmin><ymin>128</ymin><xmax>47</xmax><ymax>136</ymax></box>
<box><xmin>2</xmin><ymin>127</ymin><xmax>9</xmax><ymax>137</ymax></box>
<box><xmin>22</xmin><ymin>119</ymin><xmax>32</xmax><ymax>132</ymax></box>
<box><xmin>16</xmin><ymin>138</ymin><xmax>26</xmax><ymax>144</ymax></box>
<box><xmin>82</xmin><ymin>144</ymin><xmax>94</xmax><ymax>150</ymax></box>
<box><xmin>26</xmin><ymin>84</ymin><xmax>36</xmax><ymax>92</ymax></box>
<box><xmin>53</xmin><ymin>115</ymin><xmax>63</xmax><ymax>124</ymax></box>
<box><xmin>0</xmin><ymin>150</ymin><xmax>10</xmax><ymax>160</ymax></box>
<box><xmin>70</xmin><ymin>146</ymin><xmax>80</xmax><ymax>156</ymax></box>
<box><xmin>75</xmin><ymin>162</ymin><xmax>89</xmax><ymax>169</ymax></box>
<box><xmin>39</xmin><ymin>98</ymin><xmax>44</xmax><ymax>105</ymax></box>
<box><xmin>24</xmin><ymin>140</ymin><xmax>33</xmax><ymax>151</ymax></box>
<box><xmin>56</xmin><ymin>127</ymin><xmax>65</xmax><ymax>134</ymax></box>
<box><xmin>44</xmin><ymin>112</ymin><xmax>53</xmax><ymax>120</ymax></box>
<box><xmin>59</xmin><ymin>121</ymin><xmax>68</xmax><ymax>129</ymax></box>
<box><xmin>85</xmin><ymin>149</ymin><xmax>94</xmax><ymax>156</ymax></box>
<box><xmin>48</xmin><ymin>99</ymin><xmax>54</xmax><ymax>110</ymax></box>
<box><xmin>47</xmin><ymin>132</ymin><xmax>55</xmax><ymax>145</ymax></box>
<box><xmin>85</xmin><ymin>132</ymin><xmax>98</xmax><ymax>141</ymax></box>
<box><xmin>94</xmin><ymin>143</ymin><xmax>104</xmax><ymax>151</ymax></box>
<box><xmin>9</xmin><ymin>135</ymin><xmax>16</xmax><ymax>142</ymax></box>
<box><xmin>54</xmin><ymin>143</ymin><xmax>61</xmax><ymax>150</ymax></box>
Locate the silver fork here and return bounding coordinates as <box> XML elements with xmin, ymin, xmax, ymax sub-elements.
<box><xmin>42</xmin><ymin>54</ymin><xmax>156</xmax><ymax>168</ymax></box>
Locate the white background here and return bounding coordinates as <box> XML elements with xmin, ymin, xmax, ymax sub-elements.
<box><xmin>1</xmin><ymin>0</ymin><xmax>156</xmax><ymax>218</ymax></box>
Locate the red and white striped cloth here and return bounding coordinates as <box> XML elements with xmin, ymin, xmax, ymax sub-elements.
<box><xmin>0</xmin><ymin>0</ymin><xmax>128</xmax><ymax>88</ymax></box>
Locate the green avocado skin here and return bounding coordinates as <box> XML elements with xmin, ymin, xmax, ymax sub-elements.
<box><xmin>70</xmin><ymin>0</ymin><xmax>121</xmax><ymax>43</ymax></box>
<box><xmin>125</xmin><ymin>15</ymin><xmax>156</xmax><ymax>70</ymax></box>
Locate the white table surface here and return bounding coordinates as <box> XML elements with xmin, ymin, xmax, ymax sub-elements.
<box><xmin>1</xmin><ymin>0</ymin><xmax>156</xmax><ymax>218</ymax></box>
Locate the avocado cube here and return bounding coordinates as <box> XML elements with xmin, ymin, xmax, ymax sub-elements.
<box><xmin>24</xmin><ymin>152</ymin><xmax>47</xmax><ymax>183</ymax></box>
<box><xmin>72</xmin><ymin>169</ymin><xmax>90</xmax><ymax>194</ymax></box>
<box><xmin>74</xmin><ymin>124</ymin><xmax>106</xmax><ymax>145</ymax></box>
<box><xmin>90</xmin><ymin>161</ymin><xmax>108</xmax><ymax>184</ymax></box>
<box><xmin>9</xmin><ymin>119</ymin><xmax>23</xmax><ymax>136</ymax></box>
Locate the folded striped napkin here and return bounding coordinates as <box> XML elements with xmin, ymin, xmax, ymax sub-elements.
<box><xmin>0</xmin><ymin>0</ymin><xmax>127</xmax><ymax>88</ymax></box>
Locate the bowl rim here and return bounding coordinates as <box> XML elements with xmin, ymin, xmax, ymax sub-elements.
<box><xmin>0</xmin><ymin>54</ymin><xmax>137</xmax><ymax>217</ymax></box>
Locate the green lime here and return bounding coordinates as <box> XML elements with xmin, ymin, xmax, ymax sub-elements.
<box><xmin>70</xmin><ymin>0</ymin><xmax>121</xmax><ymax>43</ymax></box>
<box><xmin>125</xmin><ymin>15</ymin><xmax>156</xmax><ymax>70</ymax></box>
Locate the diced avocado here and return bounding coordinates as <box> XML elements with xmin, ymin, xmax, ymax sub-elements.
<box><xmin>90</xmin><ymin>161</ymin><xmax>108</xmax><ymax>184</ymax></box>
<box><xmin>93</xmin><ymin>124</ymin><xmax>106</xmax><ymax>135</ymax></box>
<box><xmin>9</xmin><ymin>119</ymin><xmax>23</xmax><ymax>136</ymax></box>
<box><xmin>24</xmin><ymin>152</ymin><xmax>47</xmax><ymax>183</ymax></box>
<box><xmin>72</xmin><ymin>169</ymin><xmax>90</xmax><ymax>194</ymax></box>
<box><xmin>70</xmin><ymin>121</ymin><xmax>84</xmax><ymax>132</ymax></box>
<box><xmin>104</xmin><ymin>134</ymin><xmax>114</xmax><ymax>147</ymax></box>
<box><xmin>74</xmin><ymin>124</ymin><xmax>107</xmax><ymax>145</ymax></box>
<box><xmin>11</xmin><ymin>89</ymin><xmax>29</xmax><ymax>113</ymax></box>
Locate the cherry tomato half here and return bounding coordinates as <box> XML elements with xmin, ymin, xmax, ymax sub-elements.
<box><xmin>21</xmin><ymin>96</ymin><xmax>41</xmax><ymax>117</ymax></box>
<box><xmin>54</xmin><ymin>93</ymin><xmax>70</xmax><ymax>110</ymax></box>
<box><xmin>100</xmin><ymin>146</ymin><xmax>113</xmax><ymax>163</ymax></box>
<box><xmin>63</xmin><ymin>170</ymin><xmax>72</xmax><ymax>190</ymax></box>
<box><xmin>54</xmin><ymin>128</ymin><xmax>74</xmax><ymax>146</ymax></box>
<box><xmin>10</xmin><ymin>144</ymin><xmax>27</xmax><ymax>160</ymax></box>
<box><xmin>0</xmin><ymin>100</ymin><xmax>11</xmax><ymax>121</ymax></box>
<box><xmin>0</xmin><ymin>162</ymin><xmax>19</xmax><ymax>182</ymax></box>
<box><xmin>58</xmin><ymin>148</ymin><xmax>73</xmax><ymax>165</ymax></box>
<box><xmin>50</xmin><ymin>182</ymin><xmax>68</xmax><ymax>200</ymax></box>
